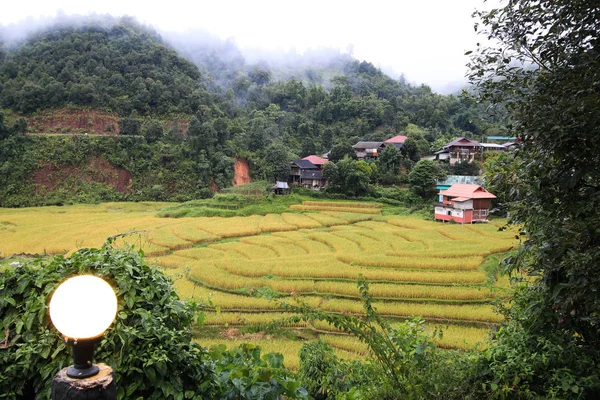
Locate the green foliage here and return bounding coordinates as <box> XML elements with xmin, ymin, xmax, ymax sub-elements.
<box><xmin>376</xmin><ymin>145</ymin><xmax>404</xmax><ymax>184</ymax></box>
<box><xmin>142</xmin><ymin>119</ymin><xmax>164</xmax><ymax>143</ymax></box>
<box><xmin>468</xmin><ymin>0</ymin><xmax>600</xmax><ymax>397</ymax></box>
<box><xmin>482</xmin><ymin>151</ymin><xmax>518</xmax><ymax>214</ymax></box>
<box><xmin>0</xmin><ymin>244</ymin><xmax>217</xmax><ymax>399</ymax></box>
<box><xmin>0</xmin><ymin>16</ymin><xmax>209</xmax><ymax>115</ymax></box>
<box><xmin>451</xmin><ymin>160</ymin><xmax>480</xmax><ymax>176</ymax></box>
<box><xmin>298</xmin><ymin>341</ymin><xmax>372</xmax><ymax>400</ymax></box>
<box><xmin>209</xmin><ymin>343</ymin><xmax>308</xmax><ymax>400</ymax></box>
<box><xmin>408</xmin><ymin>160</ymin><xmax>447</xmax><ymax>198</ymax></box>
<box><xmin>285</xmin><ymin>277</ymin><xmax>470</xmax><ymax>399</ymax></box>
<box><xmin>323</xmin><ymin>157</ymin><xmax>373</xmax><ymax>197</ymax></box>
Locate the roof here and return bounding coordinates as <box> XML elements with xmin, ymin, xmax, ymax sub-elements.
<box><xmin>437</xmin><ymin>175</ymin><xmax>483</xmax><ymax>187</ymax></box>
<box><xmin>384</xmin><ymin>135</ymin><xmax>407</xmax><ymax>144</ymax></box>
<box><xmin>481</xmin><ymin>143</ymin><xmax>506</xmax><ymax>149</ymax></box>
<box><xmin>487</xmin><ymin>136</ymin><xmax>516</xmax><ymax>141</ymax></box>
<box><xmin>452</xmin><ymin>197</ymin><xmax>470</xmax><ymax>202</ymax></box>
<box><xmin>439</xmin><ymin>184</ymin><xmax>496</xmax><ymax>199</ymax></box>
<box><xmin>352</xmin><ymin>141</ymin><xmax>383</xmax><ymax>149</ymax></box>
<box><xmin>273</xmin><ymin>181</ymin><xmax>289</xmax><ymax>189</ymax></box>
<box><xmin>301</xmin><ymin>170</ymin><xmax>324</xmax><ymax>180</ymax></box>
<box><xmin>291</xmin><ymin>159</ymin><xmax>318</xmax><ymax>169</ymax></box>
<box><xmin>302</xmin><ymin>155</ymin><xmax>328</xmax><ymax>165</ymax></box>
<box><xmin>443</xmin><ymin>137</ymin><xmax>480</xmax><ymax>148</ymax></box>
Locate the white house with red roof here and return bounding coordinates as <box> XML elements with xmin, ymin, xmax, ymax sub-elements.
<box><xmin>434</xmin><ymin>184</ymin><xmax>496</xmax><ymax>223</ymax></box>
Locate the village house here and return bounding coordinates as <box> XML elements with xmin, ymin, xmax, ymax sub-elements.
<box><xmin>434</xmin><ymin>137</ymin><xmax>482</xmax><ymax>165</ymax></box>
<box><xmin>383</xmin><ymin>135</ymin><xmax>407</xmax><ymax>150</ymax></box>
<box><xmin>434</xmin><ymin>183</ymin><xmax>496</xmax><ymax>224</ymax></box>
<box><xmin>352</xmin><ymin>135</ymin><xmax>408</xmax><ymax>159</ymax></box>
<box><xmin>352</xmin><ymin>141</ymin><xmax>383</xmax><ymax>159</ymax></box>
<box><xmin>289</xmin><ymin>155</ymin><xmax>328</xmax><ymax>189</ymax></box>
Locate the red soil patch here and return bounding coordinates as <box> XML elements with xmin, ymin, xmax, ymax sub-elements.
<box><xmin>34</xmin><ymin>156</ymin><xmax>132</xmax><ymax>193</ymax></box>
<box><xmin>232</xmin><ymin>158</ymin><xmax>250</xmax><ymax>186</ymax></box>
<box><xmin>28</xmin><ymin>108</ymin><xmax>121</xmax><ymax>135</ymax></box>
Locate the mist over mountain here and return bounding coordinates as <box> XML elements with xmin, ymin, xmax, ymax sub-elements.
<box><xmin>0</xmin><ymin>14</ymin><xmax>507</xmax><ymax>206</ymax></box>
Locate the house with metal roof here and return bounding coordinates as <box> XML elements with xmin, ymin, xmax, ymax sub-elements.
<box><xmin>434</xmin><ymin>137</ymin><xmax>482</xmax><ymax>165</ymax></box>
<box><xmin>352</xmin><ymin>141</ymin><xmax>384</xmax><ymax>159</ymax></box>
<box><xmin>436</xmin><ymin>175</ymin><xmax>484</xmax><ymax>191</ymax></box>
<box><xmin>434</xmin><ymin>184</ymin><xmax>496</xmax><ymax>224</ymax></box>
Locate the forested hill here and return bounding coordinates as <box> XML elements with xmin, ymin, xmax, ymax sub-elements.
<box><xmin>0</xmin><ymin>16</ymin><xmax>215</xmax><ymax>115</ymax></box>
<box><xmin>0</xmin><ymin>15</ymin><xmax>506</xmax><ymax>207</ymax></box>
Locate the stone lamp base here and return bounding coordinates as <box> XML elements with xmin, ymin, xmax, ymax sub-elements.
<box><xmin>52</xmin><ymin>363</ymin><xmax>116</xmax><ymax>400</ymax></box>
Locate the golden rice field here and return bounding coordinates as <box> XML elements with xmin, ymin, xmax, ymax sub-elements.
<box><xmin>0</xmin><ymin>201</ymin><xmax>518</xmax><ymax>369</ymax></box>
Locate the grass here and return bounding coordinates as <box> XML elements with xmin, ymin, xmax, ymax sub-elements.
<box><xmin>1</xmin><ymin>201</ymin><xmax>518</xmax><ymax>359</ymax></box>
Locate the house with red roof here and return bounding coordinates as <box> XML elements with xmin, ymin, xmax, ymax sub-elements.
<box><xmin>383</xmin><ymin>135</ymin><xmax>408</xmax><ymax>150</ymax></box>
<box><xmin>289</xmin><ymin>155</ymin><xmax>329</xmax><ymax>189</ymax></box>
<box><xmin>434</xmin><ymin>184</ymin><xmax>496</xmax><ymax>223</ymax></box>
<box><xmin>302</xmin><ymin>155</ymin><xmax>328</xmax><ymax>167</ymax></box>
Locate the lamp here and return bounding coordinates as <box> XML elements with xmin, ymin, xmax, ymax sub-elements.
<box><xmin>49</xmin><ymin>275</ymin><xmax>117</xmax><ymax>379</ymax></box>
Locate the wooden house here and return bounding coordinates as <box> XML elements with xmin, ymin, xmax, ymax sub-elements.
<box><xmin>434</xmin><ymin>184</ymin><xmax>496</xmax><ymax>224</ymax></box>
<box><xmin>434</xmin><ymin>137</ymin><xmax>482</xmax><ymax>165</ymax></box>
<box><xmin>352</xmin><ymin>141</ymin><xmax>384</xmax><ymax>159</ymax></box>
<box><xmin>289</xmin><ymin>158</ymin><xmax>327</xmax><ymax>189</ymax></box>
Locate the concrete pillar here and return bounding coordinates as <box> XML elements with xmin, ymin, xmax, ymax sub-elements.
<box><xmin>52</xmin><ymin>363</ymin><xmax>116</xmax><ymax>400</ymax></box>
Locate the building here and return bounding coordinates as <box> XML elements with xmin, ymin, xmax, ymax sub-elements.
<box><xmin>436</xmin><ymin>175</ymin><xmax>484</xmax><ymax>191</ymax></box>
<box><xmin>289</xmin><ymin>157</ymin><xmax>327</xmax><ymax>189</ymax></box>
<box><xmin>352</xmin><ymin>141</ymin><xmax>384</xmax><ymax>159</ymax></box>
<box><xmin>434</xmin><ymin>137</ymin><xmax>482</xmax><ymax>165</ymax></box>
<box><xmin>271</xmin><ymin>181</ymin><xmax>290</xmax><ymax>195</ymax></box>
<box><xmin>383</xmin><ymin>135</ymin><xmax>408</xmax><ymax>150</ymax></box>
<box><xmin>302</xmin><ymin>155</ymin><xmax>328</xmax><ymax>167</ymax></box>
<box><xmin>434</xmin><ymin>184</ymin><xmax>496</xmax><ymax>224</ymax></box>
<box><xmin>481</xmin><ymin>143</ymin><xmax>506</xmax><ymax>152</ymax></box>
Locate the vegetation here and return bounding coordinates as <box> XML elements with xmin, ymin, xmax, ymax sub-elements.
<box><xmin>465</xmin><ymin>0</ymin><xmax>600</xmax><ymax>397</ymax></box>
<box><xmin>0</xmin><ymin>203</ymin><xmax>517</xmax><ymax>377</ymax></box>
<box><xmin>0</xmin><ymin>14</ymin><xmax>508</xmax><ymax>207</ymax></box>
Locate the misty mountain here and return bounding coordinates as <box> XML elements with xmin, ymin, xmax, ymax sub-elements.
<box><xmin>0</xmin><ymin>15</ymin><xmax>216</xmax><ymax>115</ymax></box>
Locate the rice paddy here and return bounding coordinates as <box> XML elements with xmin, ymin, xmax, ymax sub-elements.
<box><xmin>0</xmin><ymin>201</ymin><xmax>518</xmax><ymax>369</ymax></box>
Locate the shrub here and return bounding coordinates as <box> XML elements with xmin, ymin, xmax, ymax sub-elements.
<box><xmin>0</xmin><ymin>242</ymin><xmax>217</xmax><ymax>399</ymax></box>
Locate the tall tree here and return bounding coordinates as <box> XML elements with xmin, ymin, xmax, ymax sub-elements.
<box><xmin>469</xmin><ymin>0</ymin><xmax>600</xmax><ymax>397</ymax></box>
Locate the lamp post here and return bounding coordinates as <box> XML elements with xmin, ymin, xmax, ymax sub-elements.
<box><xmin>49</xmin><ymin>275</ymin><xmax>118</xmax><ymax>400</ymax></box>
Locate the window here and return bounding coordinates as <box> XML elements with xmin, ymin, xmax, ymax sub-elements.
<box><xmin>481</xmin><ymin>209</ymin><xmax>487</xmax><ymax>216</ymax></box>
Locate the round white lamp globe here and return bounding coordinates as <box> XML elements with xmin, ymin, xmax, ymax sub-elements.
<box><xmin>49</xmin><ymin>275</ymin><xmax>118</xmax><ymax>340</ymax></box>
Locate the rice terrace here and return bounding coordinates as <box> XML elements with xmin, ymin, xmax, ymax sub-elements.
<box><xmin>0</xmin><ymin>199</ymin><xmax>518</xmax><ymax>369</ymax></box>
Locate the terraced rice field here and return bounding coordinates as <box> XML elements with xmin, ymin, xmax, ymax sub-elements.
<box><xmin>0</xmin><ymin>201</ymin><xmax>518</xmax><ymax>368</ymax></box>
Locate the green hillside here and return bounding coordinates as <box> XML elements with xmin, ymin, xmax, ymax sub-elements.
<box><xmin>0</xmin><ymin>16</ymin><xmax>211</xmax><ymax>115</ymax></box>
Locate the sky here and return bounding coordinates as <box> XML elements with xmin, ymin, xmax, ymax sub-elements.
<box><xmin>0</xmin><ymin>0</ymin><xmax>498</xmax><ymax>93</ymax></box>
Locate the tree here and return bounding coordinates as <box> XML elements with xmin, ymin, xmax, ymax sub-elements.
<box><xmin>323</xmin><ymin>157</ymin><xmax>371</xmax><ymax>197</ymax></box>
<box><xmin>328</xmin><ymin>142</ymin><xmax>356</xmax><ymax>163</ymax></box>
<box><xmin>468</xmin><ymin>0</ymin><xmax>600</xmax><ymax>397</ymax></box>
<box><xmin>377</xmin><ymin>145</ymin><xmax>404</xmax><ymax>184</ymax></box>
<box><xmin>141</xmin><ymin>119</ymin><xmax>163</xmax><ymax>143</ymax></box>
<box><xmin>264</xmin><ymin>143</ymin><xmax>292</xmax><ymax>182</ymax></box>
<box><xmin>408</xmin><ymin>160</ymin><xmax>446</xmax><ymax>198</ymax></box>
<box><xmin>451</xmin><ymin>159</ymin><xmax>480</xmax><ymax>176</ymax></box>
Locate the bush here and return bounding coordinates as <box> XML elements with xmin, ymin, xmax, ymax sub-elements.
<box><xmin>0</xmin><ymin>242</ymin><xmax>217</xmax><ymax>399</ymax></box>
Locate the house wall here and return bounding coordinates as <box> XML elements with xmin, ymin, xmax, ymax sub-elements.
<box><xmin>453</xmin><ymin>200</ymin><xmax>474</xmax><ymax>210</ymax></box>
<box><xmin>434</xmin><ymin>206</ymin><xmax>474</xmax><ymax>224</ymax></box>
<box><xmin>473</xmin><ymin>199</ymin><xmax>491</xmax><ymax>209</ymax></box>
